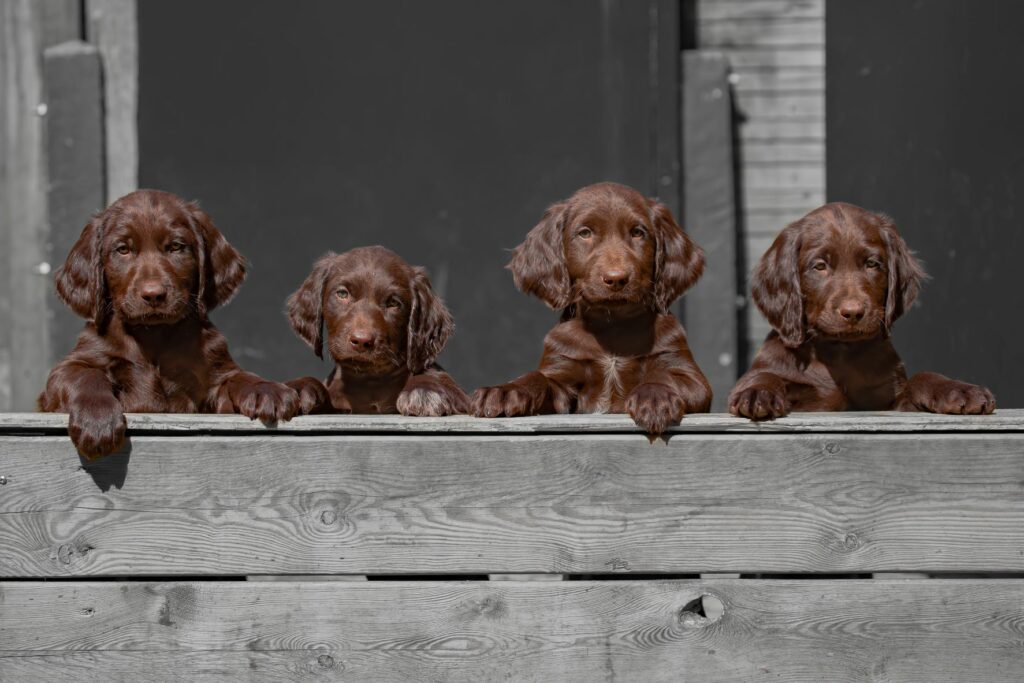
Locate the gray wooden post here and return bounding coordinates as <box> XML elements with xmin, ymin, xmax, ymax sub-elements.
<box><xmin>43</xmin><ymin>41</ymin><xmax>105</xmax><ymax>360</ymax></box>
<box><xmin>0</xmin><ymin>0</ymin><xmax>81</xmax><ymax>410</ymax></box>
<box><xmin>682</xmin><ymin>51</ymin><xmax>739</xmax><ymax>412</ymax></box>
<box><xmin>85</xmin><ymin>0</ymin><xmax>137</xmax><ymax>203</ymax></box>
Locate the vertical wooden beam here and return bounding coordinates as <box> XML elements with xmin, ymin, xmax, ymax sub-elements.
<box><xmin>0</xmin><ymin>0</ymin><xmax>79</xmax><ymax>410</ymax></box>
<box><xmin>43</xmin><ymin>41</ymin><xmax>105</xmax><ymax>360</ymax></box>
<box><xmin>682</xmin><ymin>51</ymin><xmax>738</xmax><ymax>411</ymax></box>
<box><xmin>651</xmin><ymin>0</ymin><xmax>681</xmax><ymax>216</ymax></box>
<box><xmin>85</xmin><ymin>0</ymin><xmax>137</xmax><ymax>203</ymax></box>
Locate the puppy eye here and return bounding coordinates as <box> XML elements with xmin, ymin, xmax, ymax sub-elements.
<box><xmin>115</xmin><ymin>244</ymin><xmax>131</xmax><ymax>255</ymax></box>
<box><xmin>336</xmin><ymin>288</ymin><xmax>350</xmax><ymax>300</ymax></box>
<box><xmin>630</xmin><ymin>225</ymin><xmax>646</xmax><ymax>239</ymax></box>
<box><xmin>386</xmin><ymin>297</ymin><xmax>403</xmax><ymax>309</ymax></box>
<box><xmin>167</xmin><ymin>242</ymin><xmax>186</xmax><ymax>253</ymax></box>
<box><xmin>576</xmin><ymin>227</ymin><xmax>593</xmax><ymax>239</ymax></box>
<box><xmin>866</xmin><ymin>257</ymin><xmax>883</xmax><ymax>269</ymax></box>
<box><xmin>812</xmin><ymin>260</ymin><xmax>828</xmax><ymax>271</ymax></box>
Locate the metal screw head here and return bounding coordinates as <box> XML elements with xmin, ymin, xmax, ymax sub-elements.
<box><xmin>0</xmin><ymin>475</ymin><xmax>8</xmax><ymax>485</ymax></box>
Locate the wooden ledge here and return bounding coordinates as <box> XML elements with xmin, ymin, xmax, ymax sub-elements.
<box><xmin>0</xmin><ymin>409</ymin><xmax>1021</xmax><ymax>434</ymax></box>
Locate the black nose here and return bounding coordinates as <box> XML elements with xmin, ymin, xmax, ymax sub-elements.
<box><xmin>838</xmin><ymin>300</ymin><xmax>866</xmax><ymax>322</ymax></box>
<box><xmin>139</xmin><ymin>282</ymin><xmax>167</xmax><ymax>306</ymax></box>
<box><xmin>348</xmin><ymin>329</ymin><xmax>377</xmax><ymax>350</ymax></box>
<box><xmin>602</xmin><ymin>269</ymin><xmax>630</xmax><ymax>289</ymax></box>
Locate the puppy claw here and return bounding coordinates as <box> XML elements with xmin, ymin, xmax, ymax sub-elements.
<box><xmin>626</xmin><ymin>383</ymin><xmax>685</xmax><ymax>435</ymax></box>
<box><xmin>285</xmin><ymin>376</ymin><xmax>330</xmax><ymax>415</ymax></box>
<box><xmin>471</xmin><ymin>385</ymin><xmax>538</xmax><ymax>418</ymax></box>
<box><xmin>235</xmin><ymin>381</ymin><xmax>300</xmax><ymax>423</ymax></box>
<box><xmin>728</xmin><ymin>385</ymin><xmax>789</xmax><ymax>421</ymax></box>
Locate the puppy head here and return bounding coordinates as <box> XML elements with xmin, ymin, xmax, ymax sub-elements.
<box><xmin>752</xmin><ymin>202</ymin><xmax>926</xmax><ymax>347</ymax></box>
<box><xmin>508</xmin><ymin>182</ymin><xmax>703</xmax><ymax>312</ymax></box>
<box><xmin>287</xmin><ymin>246</ymin><xmax>454</xmax><ymax>374</ymax></box>
<box><xmin>54</xmin><ymin>189</ymin><xmax>246</xmax><ymax>330</ymax></box>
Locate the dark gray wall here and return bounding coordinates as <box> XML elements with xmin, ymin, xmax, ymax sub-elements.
<box><xmin>827</xmin><ymin>0</ymin><xmax>1024</xmax><ymax>406</ymax></box>
<box><xmin>139</xmin><ymin>1</ymin><xmax>680</xmax><ymax>390</ymax></box>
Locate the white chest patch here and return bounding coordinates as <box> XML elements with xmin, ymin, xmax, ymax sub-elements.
<box><xmin>594</xmin><ymin>356</ymin><xmax>625</xmax><ymax>413</ymax></box>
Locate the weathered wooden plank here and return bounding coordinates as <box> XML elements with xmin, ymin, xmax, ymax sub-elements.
<box><xmin>730</xmin><ymin>65</ymin><xmax>824</xmax><ymax>93</ymax></box>
<box><xmin>742</xmin><ymin>184</ymin><xmax>824</xmax><ymax>212</ymax></box>
<box><xmin>38</xmin><ymin>0</ymin><xmax>79</xmax><ymax>46</ymax></box>
<box><xmin>683</xmin><ymin>51</ymin><xmax>738</xmax><ymax>411</ymax></box>
<box><xmin>699</xmin><ymin>17</ymin><xmax>823</xmax><ymax>48</ymax></box>
<box><xmin>743</xmin><ymin>164</ymin><xmax>823</xmax><ymax>190</ymax></box>
<box><xmin>743</xmin><ymin>140</ymin><xmax>824</xmax><ymax>164</ymax></box>
<box><xmin>699</xmin><ymin>0</ymin><xmax>824</xmax><ymax>22</ymax></box>
<box><xmin>743</xmin><ymin>208</ymin><xmax>806</xmax><ymax>235</ymax></box>
<box><xmin>738</xmin><ymin>118</ymin><xmax>824</xmax><ymax>141</ymax></box>
<box><xmin>711</xmin><ymin>47</ymin><xmax>823</xmax><ymax>69</ymax></box>
<box><xmin>85</xmin><ymin>0</ymin><xmax>137</xmax><ymax>202</ymax></box>
<box><xmin>1</xmin><ymin>410</ymin><xmax>1022</xmax><ymax>434</ymax></box>
<box><xmin>1</xmin><ymin>580</ymin><xmax>1021</xmax><ymax>682</ymax></box>
<box><xmin>652</xmin><ymin>0</ymin><xmax>681</xmax><ymax>221</ymax></box>
<box><xmin>43</xmin><ymin>40</ymin><xmax>105</xmax><ymax>362</ymax></box>
<box><xmin>0</xmin><ymin>0</ymin><xmax>51</xmax><ymax>410</ymax></box>
<box><xmin>734</xmin><ymin>92</ymin><xmax>823</xmax><ymax>119</ymax></box>
<box><xmin>1</xmin><ymin>432</ymin><xmax>1023</xmax><ymax>575</ymax></box>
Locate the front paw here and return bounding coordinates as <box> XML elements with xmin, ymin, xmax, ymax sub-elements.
<box><xmin>471</xmin><ymin>384</ymin><xmax>540</xmax><ymax>418</ymax></box>
<box><xmin>728</xmin><ymin>384</ymin><xmax>789</xmax><ymax>420</ymax></box>
<box><xmin>397</xmin><ymin>384</ymin><xmax>468</xmax><ymax>416</ymax></box>
<box><xmin>906</xmin><ymin>379</ymin><xmax>996</xmax><ymax>415</ymax></box>
<box><xmin>68</xmin><ymin>396</ymin><xmax>127</xmax><ymax>460</ymax></box>
<box><xmin>285</xmin><ymin>376</ymin><xmax>331</xmax><ymax>415</ymax></box>
<box><xmin>235</xmin><ymin>381</ymin><xmax>300</xmax><ymax>422</ymax></box>
<box><xmin>625</xmin><ymin>383</ymin><xmax>685</xmax><ymax>434</ymax></box>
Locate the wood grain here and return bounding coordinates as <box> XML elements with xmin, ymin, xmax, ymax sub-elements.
<box><xmin>2</xmin><ymin>410</ymin><xmax>1022</xmax><ymax>434</ymax></box>
<box><xmin>43</xmin><ymin>40</ymin><xmax>105</xmax><ymax>361</ymax></box>
<box><xmin>0</xmin><ymin>0</ymin><xmax>54</xmax><ymax>409</ymax></box>
<box><xmin>1</xmin><ymin>579</ymin><xmax>1021</xmax><ymax>682</ymax></box>
<box><xmin>699</xmin><ymin>17</ymin><xmax>823</xmax><ymax>48</ymax></box>
<box><xmin>683</xmin><ymin>51</ymin><xmax>738</xmax><ymax>411</ymax></box>
<box><xmin>699</xmin><ymin>0</ymin><xmax>824</xmax><ymax>22</ymax></box>
<box><xmin>698</xmin><ymin>0</ymin><xmax>825</xmax><ymax>375</ymax></box>
<box><xmin>85</xmin><ymin>0</ymin><xmax>138</xmax><ymax>202</ymax></box>
<box><xmin>1</xmin><ymin>431</ymin><xmax>1023</xmax><ymax>575</ymax></box>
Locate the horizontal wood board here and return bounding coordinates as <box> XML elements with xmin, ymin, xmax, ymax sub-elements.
<box><xmin>2</xmin><ymin>410</ymin><xmax>1021</xmax><ymax>434</ymax></box>
<box><xmin>2</xmin><ymin>429</ymin><xmax>1023</xmax><ymax>575</ymax></box>
<box><xmin>1</xmin><ymin>580</ymin><xmax>1022</xmax><ymax>682</ymax></box>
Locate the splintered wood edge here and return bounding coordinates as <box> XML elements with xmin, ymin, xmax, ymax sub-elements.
<box><xmin>0</xmin><ymin>410</ymin><xmax>1022</xmax><ymax>434</ymax></box>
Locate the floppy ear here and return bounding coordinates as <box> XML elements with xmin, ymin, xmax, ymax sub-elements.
<box><xmin>286</xmin><ymin>253</ymin><xmax>335</xmax><ymax>359</ymax></box>
<box><xmin>648</xmin><ymin>198</ymin><xmax>705</xmax><ymax>311</ymax></box>
<box><xmin>507</xmin><ymin>201</ymin><xmax>572</xmax><ymax>309</ymax></box>
<box><xmin>878</xmin><ymin>214</ymin><xmax>927</xmax><ymax>333</ymax></box>
<box><xmin>751</xmin><ymin>221</ymin><xmax>805</xmax><ymax>348</ymax></box>
<box><xmin>407</xmin><ymin>267</ymin><xmax>454</xmax><ymax>373</ymax></box>
<box><xmin>187</xmin><ymin>202</ymin><xmax>247</xmax><ymax>312</ymax></box>
<box><xmin>54</xmin><ymin>213</ymin><xmax>111</xmax><ymax>331</ymax></box>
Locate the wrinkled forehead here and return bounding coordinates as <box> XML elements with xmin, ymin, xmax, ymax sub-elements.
<box><xmin>567</xmin><ymin>187</ymin><xmax>649</xmax><ymax>227</ymax></box>
<box><xmin>799</xmin><ymin>205</ymin><xmax>887</xmax><ymax>255</ymax></box>
<box><xmin>324</xmin><ymin>252</ymin><xmax>412</xmax><ymax>297</ymax></box>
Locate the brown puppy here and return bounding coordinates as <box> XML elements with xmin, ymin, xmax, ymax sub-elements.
<box><xmin>286</xmin><ymin>246</ymin><xmax>468</xmax><ymax>415</ymax></box>
<box><xmin>472</xmin><ymin>182</ymin><xmax>712</xmax><ymax>433</ymax></box>
<box><xmin>729</xmin><ymin>202</ymin><xmax>996</xmax><ymax>419</ymax></box>
<box><xmin>39</xmin><ymin>189</ymin><xmax>302</xmax><ymax>459</ymax></box>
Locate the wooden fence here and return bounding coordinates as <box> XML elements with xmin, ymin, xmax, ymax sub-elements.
<box><xmin>1</xmin><ymin>411</ymin><xmax>1023</xmax><ymax>680</ymax></box>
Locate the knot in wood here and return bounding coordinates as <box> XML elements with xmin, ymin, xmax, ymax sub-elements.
<box><xmin>317</xmin><ymin>654</ymin><xmax>335</xmax><ymax>669</ymax></box>
<box><xmin>678</xmin><ymin>595</ymin><xmax>724</xmax><ymax>627</ymax></box>
<box><xmin>843</xmin><ymin>532</ymin><xmax>861</xmax><ymax>550</ymax></box>
<box><xmin>824</xmin><ymin>442</ymin><xmax>841</xmax><ymax>455</ymax></box>
<box><xmin>319</xmin><ymin>509</ymin><xmax>338</xmax><ymax>526</ymax></box>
